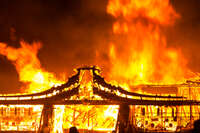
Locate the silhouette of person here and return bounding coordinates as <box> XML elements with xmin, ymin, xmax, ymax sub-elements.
<box><xmin>192</xmin><ymin>119</ymin><xmax>200</xmax><ymax>133</ymax></box>
<box><xmin>69</xmin><ymin>126</ymin><xmax>79</xmax><ymax>133</ymax></box>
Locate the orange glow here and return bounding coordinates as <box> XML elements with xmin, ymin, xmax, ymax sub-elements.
<box><xmin>107</xmin><ymin>0</ymin><xmax>179</xmax><ymax>25</ymax></box>
<box><xmin>0</xmin><ymin>42</ymin><xmax>119</xmax><ymax>132</ymax></box>
<box><xmin>0</xmin><ymin>41</ymin><xmax>64</xmax><ymax>93</ymax></box>
<box><xmin>105</xmin><ymin>0</ymin><xmax>200</xmax><ymax>131</ymax></box>
<box><xmin>106</xmin><ymin>0</ymin><xmax>195</xmax><ymax>85</ymax></box>
<box><xmin>0</xmin><ymin>0</ymin><xmax>199</xmax><ymax>132</ymax></box>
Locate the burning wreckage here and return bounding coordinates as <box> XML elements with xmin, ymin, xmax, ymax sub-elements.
<box><xmin>0</xmin><ymin>66</ymin><xmax>199</xmax><ymax>132</ymax></box>
<box><xmin>0</xmin><ymin>0</ymin><xmax>200</xmax><ymax>132</ymax></box>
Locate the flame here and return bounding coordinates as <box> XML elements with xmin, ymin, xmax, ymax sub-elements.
<box><xmin>0</xmin><ymin>0</ymin><xmax>199</xmax><ymax>132</ymax></box>
<box><xmin>54</xmin><ymin>105</ymin><xmax>65</xmax><ymax>133</ymax></box>
<box><xmin>106</xmin><ymin>0</ymin><xmax>195</xmax><ymax>85</ymax></box>
<box><xmin>0</xmin><ymin>41</ymin><xmax>63</xmax><ymax>93</ymax></box>
<box><xmin>0</xmin><ymin>41</ymin><xmax>67</xmax><ymax>132</ymax></box>
<box><xmin>0</xmin><ymin>41</ymin><xmax>119</xmax><ymax>132</ymax></box>
<box><xmin>105</xmin><ymin>0</ymin><xmax>200</xmax><ymax>131</ymax></box>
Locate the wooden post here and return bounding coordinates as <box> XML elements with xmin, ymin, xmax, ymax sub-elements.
<box><xmin>189</xmin><ymin>86</ymin><xmax>193</xmax><ymax>121</ymax></box>
<box><xmin>118</xmin><ymin>104</ymin><xmax>130</xmax><ymax>133</ymax></box>
<box><xmin>39</xmin><ymin>104</ymin><xmax>53</xmax><ymax>133</ymax></box>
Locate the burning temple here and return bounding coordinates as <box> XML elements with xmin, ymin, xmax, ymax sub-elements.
<box><xmin>0</xmin><ymin>66</ymin><xmax>199</xmax><ymax>133</ymax></box>
<box><xmin>0</xmin><ymin>0</ymin><xmax>200</xmax><ymax>133</ymax></box>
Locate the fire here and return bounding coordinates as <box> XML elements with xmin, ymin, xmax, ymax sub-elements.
<box><xmin>0</xmin><ymin>0</ymin><xmax>199</xmax><ymax>132</ymax></box>
<box><xmin>107</xmin><ymin>0</ymin><xmax>179</xmax><ymax>25</ymax></box>
<box><xmin>106</xmin><ymin>0</ymin><xmax>195</xmax><ymax>85</ymax></box>
<box><xmin>54</xmin><ymin>105</ymin><xmax>65</xmax><ymax>133</ymax></box>
<box><xmin>105</xmin><ymin>0</ymin><xmax>200</xmax><ymax>132</ymax></box>
<box><xmin>0</xmin><ymin>41</ymin><xmax>119</xmax><ymax>132</ymax></box>
<box><xmin>0</xmin><ymin>41</ymin><xmax>67</xmax><ymax>132</ymax></box>
<box><xmin>0</xmin><ymin>41</ymin><xmax>64</xmax><ymax>93</ymax></box>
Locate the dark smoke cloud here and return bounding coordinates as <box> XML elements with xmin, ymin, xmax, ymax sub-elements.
<box><xmin>0</xmin><ymin>0</ymin><xmax>199</xmax><ymax>93</ymax></box>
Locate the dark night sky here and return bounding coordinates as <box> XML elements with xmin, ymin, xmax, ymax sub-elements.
<box><xmin>0</xmin><ymin>0</ymin><xmax>200</xmax><ymax>93</ymax></box>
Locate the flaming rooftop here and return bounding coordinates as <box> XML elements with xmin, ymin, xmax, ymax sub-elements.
<box><xmin>0</xmin><ymin>67</ymin><xmax>199</xmax><ymax>132</ymax></box>
<box><xmin>0</xmin><ymin>0</ymin><xmax>200</xmax><ymax>133</ymax></box>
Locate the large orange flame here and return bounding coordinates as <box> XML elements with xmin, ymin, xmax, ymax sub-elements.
<box><xmin>0</xmin><ymin>41</ymin><xmax>66</xmax><ymax>132</ymax></box>
<box><xmin>106</xmin><ymin>0</ymin><xmax>200</xmax><ymax>131</ymax></box>
<box><xmin>0</xmin><ymin>41</ymin><xmax>119</xmax><ymax>132</ymax></box>
<box><xmin>0</xmin><ymin>0</ymin><xmax>198</xmax><ymax>132</ymax></box>
<box><xmin>0</xmin><ymin>41</ymin><xmax>63</xmax><ymax>93</ymax></box>
<box><xmin>106</xmin><ymin>0</ymin><xmax>195</xmax><ymax>85</ymax></box>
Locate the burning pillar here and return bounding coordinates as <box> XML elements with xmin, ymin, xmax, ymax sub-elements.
<box><xmin>39</xmin><ymin>104</ymin><xmax>53</xmax><ymax>133</ymax></box>
<box><xmin>118</xmin><ymin>104</ymin><xmax>130</xmax><ymax>133</ymax></box>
